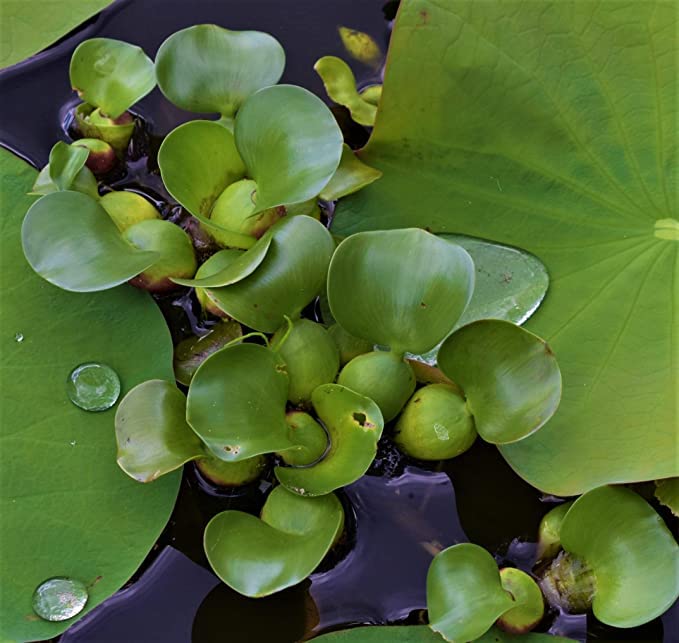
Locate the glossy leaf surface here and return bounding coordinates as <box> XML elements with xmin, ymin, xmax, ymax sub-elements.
<box><xmin>328</xmin><ymin>229</ymin><xmax>474</xmax><ymax>354</ymax></box>
<box><xmin>427</xmin><ymin>543</ymin><xmax>514</xmax><ymax>642</ymax></box>
<box><xmin>157</xmin><ymin>120</ymin><xmax>250</xmax><ymax>246</ymax></box>
<box><xmin>234</xmin><ymin>85</ymin><xmax>343</xmax><ymax>211</ymax></box>
<box><xmin>21</xmin><ymin>191</ymin><xmax>158</xmax><ymax>292</ymax></box>
<box><xmin>204</xmin><ymin>486</ymin><xmax>343</xmax><ymax>597</ymax></box>
<box><xmin>69</xmin><ymin>38</ymin><xmax>155</xmax><ymax>118</ymax></box>
<box><xmin>0</xmin><ymin>150</ymin><xmax>179</xmax><ymax>640</ymax></box>
<box><xmin>30</xmin><ymin>163</ymin><xmax>99</xmax><ymax>200</ymax></box>
<box><xmin>332</xmin><ymin>0</ymin><xmax>678</xmax><ymax>494</ymax></box>
<box><xmin>655</xmin><ymin>478</ymin><xmax>679</xmax><ymax>517</ymax></box>
<box><xmin>115</xmin><ymin>380</ymin><xmax>204</xmax><ymax>482</ymax></box>
<box><xmin>312</xmin><ymin>626</ymin><xmax>444</xmax><ymax>642</ymax></box>
<box><xmin>320</xmin><ymin>144</ymin><xmax>382</xmax><ymax>201</ymax></box>
<box><xmin>48</xmin><ymin>142</ymin><xmax>88</xmax><ymax>191</ymax></box>
<box><xmin>276</xmin><ymin>384</ymin><xmax>383</xmax><ymax>496</ymax></box>
<box><xmin>560</xmin><ymin>485</ymin><xmax>679</xmax><ymax>627</ymax></box>
<box><xmin>315</xmin><ymin>56</ymin><xmax>377</xmax><ymax>126</ymax></box>
<box><xmin>156</xmin><ymin>24</ymin><xmax>285</xmax><ymax>117</ymax></box>
<box><xmin>186</xmin><ymin>343</ymin><xmax>293</xmax><ymax>461</ymax></box>
<box><xmin>207</xmin><ymin>215</ymin><xmax>335</xmax><ymax>332</ymax></box>
<box><xmin>438</xmin><ymin>320</ymin><xmax>561</xmax><ymax>444</ymax></box>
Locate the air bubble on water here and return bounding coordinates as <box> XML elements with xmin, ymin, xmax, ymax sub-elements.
<box><xmin>14</xmin><ymin>332</ymin><xmax>24</xmax><ymax>342</ymax></box>
<box><xmin>66</xmin><ymin>362</ymin><xmax>121</xmax><ymax>412</ymax></box>
<box><xmin>32</xmin><ymin>577</ymin><xmax>88</xmax><ymax>622</ymax></box>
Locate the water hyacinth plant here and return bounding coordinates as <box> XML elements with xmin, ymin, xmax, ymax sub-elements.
<box><xmin>1</xmin><ymin>1</ymin><xmax>677</xmax><ymax>641</ymax></box>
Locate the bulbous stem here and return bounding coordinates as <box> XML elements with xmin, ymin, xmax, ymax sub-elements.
<box><xmin>539</xmin><ymin>551</ymin><xmax>597</xmax><ymax>614</ymax></box>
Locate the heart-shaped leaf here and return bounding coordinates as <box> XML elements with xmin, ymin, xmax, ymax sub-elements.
<box><xmin>172</xmin><ymin>231</ymin><xmax>272</xmax><ymax>288</ymax></box>
<box><xmin>156</xmin><ymin>24</ymin><xmax>285</xmax><ymax>118</ymax></box>
<box><xmin>315</xmin><ymin>56</ymin><xmax>378</xmax><ymax>126</ymax></box>
<box><xmin>234</xmin><ymin>85</ymin><xmax>343</xmax><ymax>212</ymax></box>
<box><xmin>320</xmin><ymin>144</ymin><xmax>383</xmax><ymax>201</ymax></box>
<box><xmin>312</xmin><ymin>626</ymin><xmax>445</xmax><ymax>642</ymax></box>
<box><xmin>276</xmin><ymin>384</ymin><xmax>383</xmax><ymax>497</ymax></box>
<box><xmin>157</xmin><ymin>120</ymin><xmax>252</xmax><ymax>248</ymax></box>
<box><xmin>69</xmin><ymin>38</ymin><xmax>155</xmax><ymax>118</ymax></box>
<box><xmin>48</xmin><ymin>142</ymin><xmax>88</xmax><ymax>191</ymax></box>
<box><xmin>1</xmin><ymin>149</ymin><xmax>179</xmax><ymax>641</ymax></box>
<box><xmin>186</xmin><ymin>343</ymin><xmax>293</xmax><ymax>461</ymax></box>
<box><xmin>427</xmin><ymin>543</ymin><xmax>514</xmax><ymax>643</ymax></box>
<box><xmin>21</xmin><ymin>191</ymin><xmax>158</xmax><ymax>292</ymax></box>
<box><xmin>327</xmin><ymin>229</ymin><xmax>475</xmax><ymax>355</ymax></box>
<box><xmin>438</xmin><ymin>320</ymin><xmax>561</xmax><ymax>444</ymax></box>
<box><xmin>115</xmin><ymin>380</ymin><xmax>205</xmax><ymax>482</ymax></box>
<box><xmin>332</xmin><ymin>0</ymin><xmax>678</xmax><ymax>495</ymax></box>
<box><xmin>207</xmin><ymin>215</ymin><xmax>335</xmax><ymax>332</ymax></box>
<box><xmin>559</xmin><ymin>485</ymin><xmax>679</xmax><ymax>627</ymax></box>
<box><xmin>204</xmin><ymin>485</ymin><xmax>343</xmax><ymax>597</ymax></box>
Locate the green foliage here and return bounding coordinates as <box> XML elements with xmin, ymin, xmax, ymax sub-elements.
<box><xmin>0</xmin><ymin>149</ymin><xmax>179</xmax><ymax>640</ymax></box>
<box><xmin>69</xmin><ymin>38</ymin><xmax>155</xmax><ymax>118</ymax></box>
<box><xmin>332</xmin><ymin>0</ymin><xmax>678</xmax><ymax>495</ymax></box>
<box><xmin>204</xmin><ymin>486</ymin><xmax>343</xmax><ymax>597</ymax></box>
<box><xmin>320</xmin><ymin>144</ymin><xmax>382</xmax><ymax>201</ymax></box>
<box><xmin>48</xmin><ymin>142</ymin><xmax>88</xmax><ymax>191</ymax></box>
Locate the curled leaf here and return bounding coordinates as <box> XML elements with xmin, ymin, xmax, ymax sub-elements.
<box><xmin>48</xmin><ymin>142</ymin><xmax>88</xmax><ymax>191</ymax></box>
<box><xmin>320</xmin><ymin>144</ymin><xmax>382</xmax><ymax>201</ymax></box>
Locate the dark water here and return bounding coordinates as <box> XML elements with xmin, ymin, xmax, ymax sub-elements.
<box><xmin>0</xmin><ymin>1</ymin><xmax>676</xmax><ymax>641</ymax></box>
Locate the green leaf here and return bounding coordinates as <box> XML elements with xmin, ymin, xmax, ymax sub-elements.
<box><xmin>314</xmin><ymin>56</ymin><xmax>377</xmax><ymax>126</ymax></box>
<box><xmin>30</xmin><ymin>163</ymin><xmax>99</xmax><ymax>201</ymax></box>
<box><xmin>497</xmin><ymin>568</ymin><xmax>544</xmax><ymax>634</ymax></box>
<box><xmin>279</xmin><ymin>411</ymin><xmax>328</xmax><ymax>467</ymax></box>
<box><xmin>427</xmin><ymin>543</ymin><xmax>514</xmax><ymax>643</ymax></box>
<box><xmin>475</xmin><ymin>628</ymin><xmax>576</xmax><ymax>643</ymax></box>
<box><xmin>186</xmin><ymin>343</ymin><xmax>293</xmax><ymax>461</ymax></box>
<box><xmin>21</xmin><ymin>191</ymin><xmax>159</xmax><ymax>292</ymax></box>
<box><xmin>69</xmin><ymin>38</ymin><xmax>155</xmax><ymax>118</ymax></box>
<box><xmin>204</xmin><ymin>485</ymin><xmax>343</xmax><ymax>597</ymax></box>
<box><xmin>73</xmin><ymin>103</ymin><xmax>134</xmax><ymax>154</ymax></box>
<box><xmin>320</xmin><ymin>144</ymin><xmax>383</xmax><ymax>201</ymax></box>
<box><xmin>332</xmin><ymin>0</ymin><xmax>678</xmax><ymax>494</ymax></box>
<box><xmin>272</xmin><ymin>319</ymin><xmax>340</xmax><ymax>406</ymax></box>
<box><xmin>0</xmin><ymin>1</ymin><xmax>112</xmax><ymax>68</ymax></box>
<box><xmin>327</xmin><ymin>229</ymin><xmax>475</xmax><ymax>355</ymax></box>
<box><xmin>99</xmin><ymin>191</ymin><xmax>161</xmax><ymax>232</ymax></box>
<box><xmin>234</xmin><ymin>85</ymin><xmax>343</xmax><ymax>212</ymax></box>
<box><xmin>48</xmin><ymin>142</ymin><xmax>88</xmax><ymax>191</ymax></box>
<box><xmin>560</xmin><ymin>485</ymin><xmax>679</xmax><ymax>628</ymax></box>
<box><xmin>438</xmin><ymin>320</ymin><xmax>561</xmax><ymax>444</ymax></box>
<box><xmin>0</xmin><ymin>149</ymin><xmax>179</xmax><ymax>640</ymax></box>
<box><xmin>155</xmin><ymin>24</ymin><xmax>285</xmax><ymax>118</ymax></box>
<box><xmin>207</xmin><ymin>215</ymin><xmax>335</xmax><ymax>332</ymax></box>
<box><xmin>337</xmin><ymin>26</ymin><xmax>382</xmax><ymax>69</ymax></box>
<box><xmin>311</xmin><ymin>625</ymin><xmax>445</xmax><ymax>642</ymax></box>
<box><xmin>275</xmin><ymin>384</ymin><xmax>383</xmax><ymax>497</ymax></box>
<box><xmin>157</xmin><ymin>120</ymin><xmax>252</xmax><ymax>249</ymax></box>
<box><xmin>173</xmin><ymin>321</ymin><xmax>243</xmax><ymax>386</ymax></box>
<box><xmin>115</xmin><ymin>380</ymin><xmax>205</xmax><ymax>482</ymax></box>
<box><xmin>654</xmin><ymin>478</ymin><xmax>679</xmax><ymax>517</ymax></box>
<box><xmin>172</xmin><ymin>232</ymin><xmax>272</xmax><ymax>288</ymax></box>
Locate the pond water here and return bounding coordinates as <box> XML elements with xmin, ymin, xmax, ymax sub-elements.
<box><xmin>0</xmin><ymin>1</ymin><xmax>676</xmax><ymax>641</ymax></box>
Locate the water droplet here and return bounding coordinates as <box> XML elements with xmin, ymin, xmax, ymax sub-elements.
<box><xmin>14</xmin><ymin>332</ymin><xmax>24</xmax><ymax>342</ymax></box>
<box><xmin>32</xmin><ymin>577</ymin><xmax>88</xmax><ymax>622</ymax></box>
<box><xmin>66</xmin><ymin>362</ymin><xmax>121</xmax><ymax>412</ymax></box>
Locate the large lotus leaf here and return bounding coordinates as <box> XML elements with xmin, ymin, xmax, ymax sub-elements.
<box><xmin>0</xmin><ymin>1</ymin><xmax>112</xmax><ymax>68</ymax></box>
<box><xmin>22</xmin><ymin>190</ymin><xmax>158</xmax><ymax>292</ymax></box>
<box><xmin>438</xmin><ymin>320</ymin><xmax>562</xmax><ymax>444</ymax></box>
<box><xmin>207</xmin><ymin>215</ymin><xmax>335</xmax><ymax>332</ymax></box>
<box><xmin>204</xmin><ymin>485</ymin><xmax>343</xmax><ymax>597</ymax></box>
<box><xmin>69</xmin><ymin>38</ymin><xmax>155</xmax><ymax>118</ymax></box>
<box><xmin>560</xmin><ymin>485</ymin><xmax>679</xmax><ymax>628</ymax></box>
<box><xmin>155</xmin><ymin>24</ymin><xmax>285</xmax><ymax>118</ymax></box>
<box><xmin>48</xmin><ymin>142</ymin><xmax>88</xmax><ymax>191</ymax></box>
<box><xmin>332</xmin><ymin>0</ymin><xmax>679</xmax><ymax>494</ymax></box>
<box><xmin>115</xmin><ymin>380</ymin><xmax>205</xmax><ymax>482</ymax></box>
<box><xmin>186</xmin><ymin>343</ymin><xmax>294</xmax><ymax>461</ymax></box>
<box><xmin>234</xmin><ymin>85</ymin><xmax>343</xmax><ymax>212</ymax></box>
<box><xmin>310</xmin><ymin>626</ymin><xmax>575</xmax><ymax>642</ymax></box>
<box><xmin>157</xmin><ymin>120</ymin><xmax>253</xmax><ymax>248</ymax></box>
<box><xmin>275</xmin><ymin>384</ymin><xmax>383</xmax><ymax>497</ymax></box>
<box><xmin>0</xmin><ymin>149</ymin><xmax>179</xmax><ymax>640</ymax></box>
<box><xmin>427</xmin><ymin>543</ymin><xmax>514</xmax><ymax>642</ymax></box>
<box><xmin>327</xmin><ymin>229</ymin><xmax>475</xmax><ymax>355</ymax></box>
<box><xmin>172</xmin><ymin>232</ymin><xmax>272</xmax><ymax>288</ymax></box>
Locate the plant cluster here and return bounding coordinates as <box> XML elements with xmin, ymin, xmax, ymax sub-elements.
<box><xmin>14</xmin><ymin>17</ymin><xmax>678</xmax><ymax>643</ymax></box>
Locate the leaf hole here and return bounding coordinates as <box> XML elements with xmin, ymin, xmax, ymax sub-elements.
<box><xmin>352</xmin><ymin>412</ymin><xmax>367</xmax><ymax>426</ymax></box>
